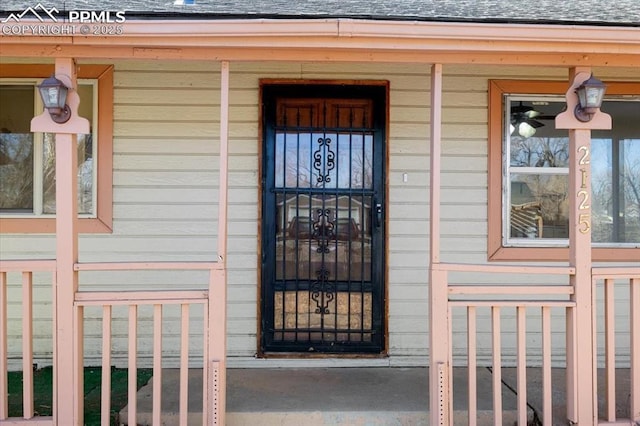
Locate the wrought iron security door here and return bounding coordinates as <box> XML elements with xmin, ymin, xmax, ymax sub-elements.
<box><xmin>261</xmin><ymin>86</ymin><xmax>385</xmax><ymax>353</ymax></box>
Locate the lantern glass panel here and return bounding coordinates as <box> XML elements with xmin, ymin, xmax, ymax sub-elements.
<box><xmin>585</xmin><ymin>86</ymin><xmax>604</xmax><ymax>108</ymax></box>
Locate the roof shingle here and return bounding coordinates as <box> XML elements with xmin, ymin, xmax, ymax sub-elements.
<box><xmin>1</xmin><ymin>0</ymin><xmax>639</xmax><ymax>25</ymax></box>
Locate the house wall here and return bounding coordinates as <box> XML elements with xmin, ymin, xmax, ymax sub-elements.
<box><xmin>1</xmin><ymin>59</ymin><xmax>637</xmax><ymax>368</ymax></box>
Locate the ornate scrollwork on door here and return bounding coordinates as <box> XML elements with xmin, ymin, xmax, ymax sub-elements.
<box><xmin>311</xmin><ymin>267</ymin><xmax>335</xmax><ymax>314</ymax></box>
<box><xmin>313</xmin><ymin>137</ymin><xmax>336</xmax><ymax>183</ymax></box>
<box><xmin>311</xmin><ymin>208</ymin><xmax>335</xmax><ymax>253</ymax></box>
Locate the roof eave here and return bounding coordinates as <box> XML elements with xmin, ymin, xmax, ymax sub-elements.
<box><xmin>1</xmin><ymin>19</ymin><xmax>639</xmax><ymax>66</ymax></box>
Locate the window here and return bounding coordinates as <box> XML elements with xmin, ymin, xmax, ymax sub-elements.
<box><xmin>488</xmin><ymin>80</ymin><xmax>640</xmax><ymax>261</ymax></box>
<box><xmin>1</xmin><ymin>83</ymin><xmax>95</xmax><ymax>214</ymax></box>
<box><xmin>0</xmin><ymin>64</ymin><xmax>113</xmax><ymax>233</ymax></box>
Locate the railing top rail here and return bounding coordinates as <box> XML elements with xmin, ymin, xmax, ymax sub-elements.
<box><xmin>448</xmin><ymin>300</ymin><xmax>576</xmax><ymax>307</ymax></box>
<box><xmin>448</xmin><ymin>285</ymin><xmax>574</xmax><ymax>295</ymax></box>
<box><xmin>0</xmin><ymin>259</ymin><xmax>56</xmax><ymax>272</ymax></box>
<box><xmin>591</xmin><ymin>266</ymin><xmax>640</xmax><ymax>279</ymax></box>
<box><xmin>74</xmin><ymin>290</ymin><xmax>209</xmax><ymax>306</ymax></box>
<box><xmin>74</xmin><ymin>261</ymin><xmax>221</xmax><ymax>271</ymax></box>
<box><xmin>0</xmin><ymin>416</ymin><xmax>54</xmax><ymax>425</ymax></box>
<box><xmin>434</xmin><ymin>262</ymin><xmax>575</xmax><ymax>275</ymax></box>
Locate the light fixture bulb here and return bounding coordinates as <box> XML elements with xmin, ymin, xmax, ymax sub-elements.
<box><xmin>46</xmin><ymin>87</ymin><xmax>59</xmax><ymax>105</ymax></box>
<box><xmin>518</xmin><ymin>122</ymin><xmax>536</xmax><ymax>138</ymax></box>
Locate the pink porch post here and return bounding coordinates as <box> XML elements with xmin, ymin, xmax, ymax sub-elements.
<box><xmin>54</xmin><ymin>60</ymin><xmax>82</xmax><ymax>426</ymax></box>
<box><xmin>556</xmin><ymin>67</ymin><xmax>611</xmax><ymax>425</ymax></box>
<box><xmin>206</xmin><ymin>60</ymin><xmax>230</xmax><ymax>425</ymax></box>
<box><xmin>428</xmin><ymin>63</ymin><xmax>450</xmax><ymax>426</ymax></box>
<box><xmin>30</xmin><ymin>58</ymin><xmax>90</xmax><ymax>425</ymax></box>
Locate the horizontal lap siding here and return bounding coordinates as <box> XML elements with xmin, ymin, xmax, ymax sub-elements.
<box><xmin>444</xmin><ymin>67</ymin><xmax>549</xmax><ymax>364</ymax></box>
<box><xmin>110</xmin><ymin>61</ymin><xmax>220</xmax><ymax>268</ymax></box>
<box><xmin>88</xmin><ymin>62</ymin><xmax>220</xmax><ymax>365</ymax></box>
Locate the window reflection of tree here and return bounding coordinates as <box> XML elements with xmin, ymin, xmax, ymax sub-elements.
<box><xmin>276</xmin><ymin>133</ymin><xmax>373</xmax><ymax>190</ymax></box>
<box><xmin>42</xmin><ymin>133</ymin><xmax>93</xmax><ymax>214</ymax></box>
<box><xmin>622</xmin><ymin>141</ymin><xmax>640</xmax><ymax>234</ymax></box>
<box><xmin>351</xmin><ymin>149</ymin><xmax>372</xmax><ymax>189</ymax></box>
<box><xmin>592</xmin><ymin>139</ymin><xmax>640</xmax><ymax>243</ymax></box>
<box><xmin>0</xmin><ymin>132</ymin><xmax>34</xmax><ymax>210</ymax></box>
<box><xmin>510</xmin><ymin>136</ymin><xmax>569</xmax><ymax>168</ymax></box>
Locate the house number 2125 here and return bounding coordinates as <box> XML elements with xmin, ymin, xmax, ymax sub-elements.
<box><xmin>577</xmin><ymin>146</ymin><xmax>590</xmax><ymax>234</ymax></box>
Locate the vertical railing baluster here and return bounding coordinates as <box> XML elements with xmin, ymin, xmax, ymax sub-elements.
<box><xmin>180</xmin><ymin>303</ymin><xmax>190</xmax><ymax>425</ymax></box>
<box><xmin>75</xmin><ymin>304</ymin><xmax>85</xmax><ymax>424</ymax></box>
<box><xmin>128</xmin><ymin>305</ymin><xmax>138</xmax><ymax>426</ymax></box>
<box><xmin>22</xmin><ymin>272</ymin><xmax>33</xmax><ymax>419</ymax></box>
<box><xmin>542</xmin><ymin>306</ymin><xmax>552</xmax><ymax>426</ymax></box>
<box><xmin>566</xmin><ymin>302</ymin><xmax>577</xmax><ymax>421</ymax></box>
<box><xmin>605</xmin><ymin>278</ymin><xmax>616</xmax><ymax>422</ymax></box>
<box><xmin>449</xmin><ymin>305</ymin><xmax>454</xmax><ymax>420</ymax></box>
<box><xmin>467</xmin><ymin>306</ymin><xmax>477</xmax><ymax>426</ymax></box>
<box><xmin>0</xmin><ymin>272</ymin><xmax>7</xmax><ymax>420</ymax></box>
<box><xmin>101</xmin><ymin>305</ymin><xmax>112</xmax><ymax>426</ymax></box>
<box><xmin>50</xmin><ymin>269</ymin><xmax>57</xmax><ymax>422</ymax></box>
<box><xmin>516</xmin><ymin>306</ymin><xmax>527</xmax><ymax>426</ymax></box>
<box><xmin>153</xmin><ymin>304</ymin><xmax>163</xmax><ymax>426</ymax></box>
<box><xmin>202</xmin><ymin>299</ymin><xmax>209</xmax><ymax>426</ymax></box>
<box><xmin>492</xmin><ymin>306</ymin><xmax>502</xmax><ymax>426</ymax></box>
<box><xmin>631</xmin><ymin>278</ymin><xmax>640</xmax><ymax>423</ymax></box>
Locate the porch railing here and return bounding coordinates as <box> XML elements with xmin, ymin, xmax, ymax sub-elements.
<box><xmin>0</xmin><ymin>260</ymin><xmax>225</xmax><ymax>426</ymax></box>
<box><xmin>592</xmin><ymin>267</ymin><xmax>640</xmax><ymax>425</ymax></box>
<box><xmin>3</xmin><ymin>258</ymin><xmax>638</xmax><ymax>425</ymax></box>
<box><xmin>435</xmin><ymin>262</ymin><xmax>640</xmax><ymax>425</ymax></box>
<box><xmin>436</xmin><ymin>263</ymin><xmax>577</xmax><ymax>426</ymax></box>
<box><xmin>0</xmin><ymin>260</ymin><xmax>56</xmax><ymax>425</ymax></box>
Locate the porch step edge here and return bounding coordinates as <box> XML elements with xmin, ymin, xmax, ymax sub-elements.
<box><xmin>120</xmin><ymin>410</ymin><xmax>526</xmax><ymax>426</ymax></box>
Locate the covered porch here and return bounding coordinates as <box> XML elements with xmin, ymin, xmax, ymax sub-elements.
<box><xmin>1</xmin><ymin>9</ymin><xmax>640</xmax><ymax>426</ymax></box>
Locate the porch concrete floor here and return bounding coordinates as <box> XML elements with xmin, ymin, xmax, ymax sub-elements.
<box><xmin>119</xmin><ymin>367</ymin><xmax>633</xmax><ymax>425</ymax></box>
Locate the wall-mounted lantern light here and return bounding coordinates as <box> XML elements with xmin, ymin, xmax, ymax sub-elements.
<box><xmin>37</xmin><ymin>75</ymin><xmax>71</xmax><ymax>124</ymax></box>
<box><xmin>574</xmin><ymin>74</ymin><xmax>607</xmax><ymax>122</ymax></box>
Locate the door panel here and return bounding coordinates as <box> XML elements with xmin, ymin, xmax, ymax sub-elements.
<box><xmin>262</xmin><ymin>87</ymin><xmax>385</xmax><ymax>353</ymax></box>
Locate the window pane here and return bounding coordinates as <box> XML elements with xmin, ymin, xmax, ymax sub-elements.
<box><xmin>592</xmin><ymin>137</ymin><xmax>640</xmax><ymax>243</ymax></box>
<box><xmin>42</xmin><ymin>133</ymin><xmax>94</xmax><ymax>214</ymax></box>
<box><xmin>0</xmin><ymin>85</ymin><xmax>34</xmax><ymax>211</ymax></box>
<box><xmin>41</xmin><ymin>84</ymin><xmax>94</xmax><ymax>215</ymax></box>
<box><xmin>510</xmin><ymin>174</ymin><xmax>569</xmax><ymax>239</ymax></box>
<box><xmin>510</xmin><ymin>136</ymin><xmax>569</xmax><ymax>168</ymax></box>
<box><xmin>275</xmin><ymin>132</ymin><xmax>373</xmax><ymax>189</ymax></box>
<box><xmin>509</xmin><ymin>100</ymin><xmax>567</xmax><ymax>167</ymax></box>
<box><xmin>0</xmin><ymin>133</ymin><xmax>34</xmax><ymax>210</ymax></box>
<box><xmin>620</xmin><ymin>139</ymin><xmax>640</xmax><ymax>242</ymax></box>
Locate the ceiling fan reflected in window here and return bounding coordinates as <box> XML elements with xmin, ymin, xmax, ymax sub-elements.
<box><xmin>510</xmin><ymin>101</ymin><xmax>554</xmax><ymax>138</ymax></box>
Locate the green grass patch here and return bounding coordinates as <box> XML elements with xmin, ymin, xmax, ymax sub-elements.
<box><xmin>8</xmin><ymin>366</ymin><xmax>152</xmax><ymax>426</ymax></box>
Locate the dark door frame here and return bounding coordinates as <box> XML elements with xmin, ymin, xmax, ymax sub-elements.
<box><xmin>258</xmin><ymin>80</ymin><xmax>389</xmax><ymax>356</ymax></box>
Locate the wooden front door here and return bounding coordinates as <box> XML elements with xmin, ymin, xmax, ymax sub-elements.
<box><xmin>261</xmin><ymin>84</ymin><xmax>386</xmax><ymax>353</ymax></box>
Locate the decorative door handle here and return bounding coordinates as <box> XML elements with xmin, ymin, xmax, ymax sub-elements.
<box><xmin>373</xmin><ymin>199</ymin><xmax>383</xmax><ymax>228</ymax></box>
